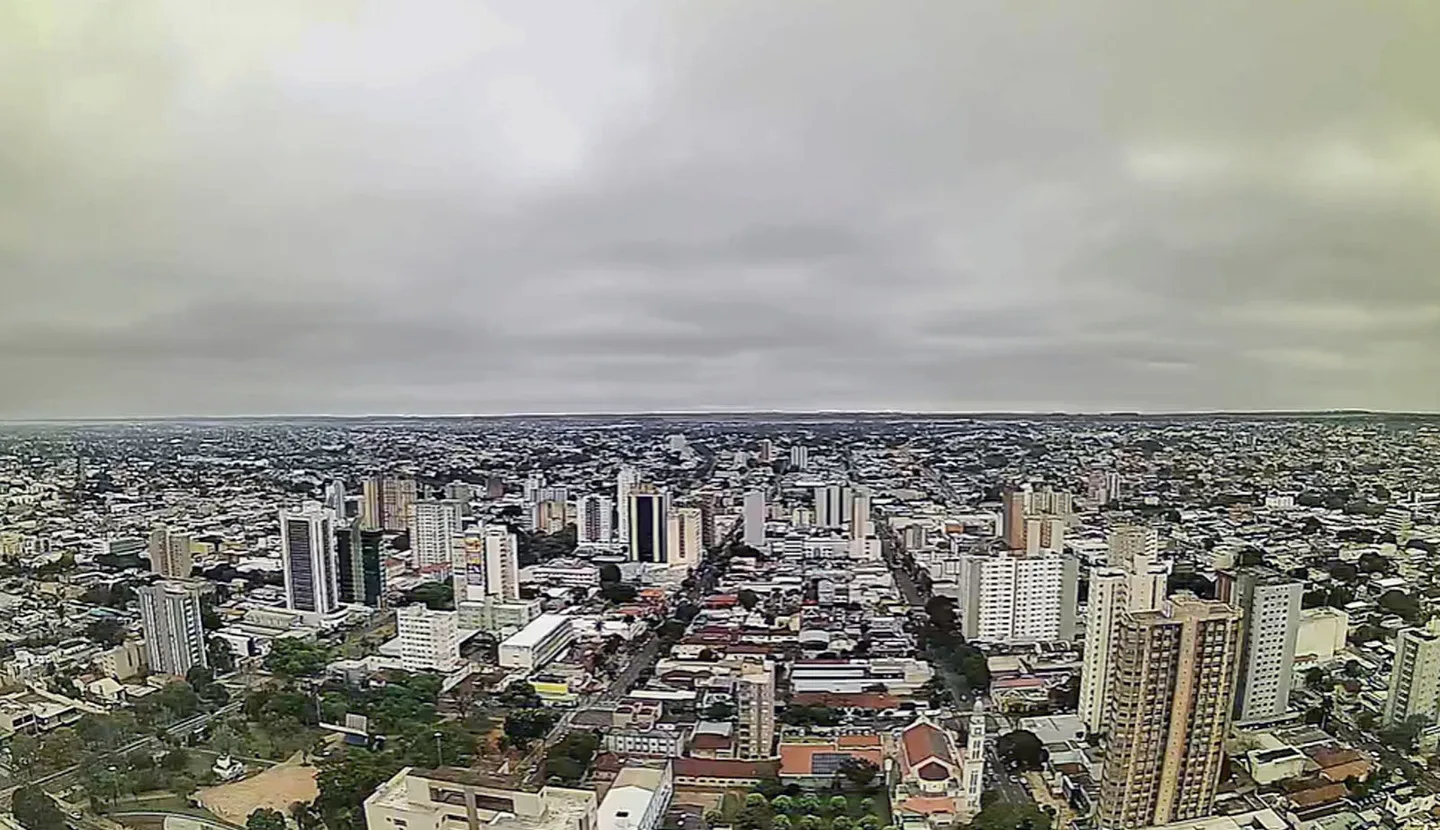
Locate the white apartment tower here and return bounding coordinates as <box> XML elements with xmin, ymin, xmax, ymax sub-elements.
<box><xmin>743</xmin><ymin>491</ymin><xmax>767</xmax><ymax>548</ymax></box>
<box><xmin>411</xmin><ymin>500</ymin><xmax>465</xmax><ymax>570</ymax></box>
<box><xmin>280</xmin><ymin>505</ymin><xmax>341</xmax><ymax>614</ymax></box>
<box><xmin>148</xmin><ymin>527</ymin><xmax>193</xmax><ymax>579</ymax></box>
<box><xmin>576</xmin><ymin>495</ymin><xmax>615</xmax><ymax>544</ymax></box>
<box><xmin>789</xmin><ymin>445</ymin><xmax>810</xmax><ymax>472</ymax></box>
<box><xmin>484</xmin><ymin>525</ymin><xmax>521</xmax><ymax>602</ymax></box>
<box><xmin>397</xmin><ymin>604</ymin><xmax>461</xmax><ymax>673</ymax></box>
<box><xmin>1385</xmin><ymin>623</ymin><xmax>1440</xmax><ymax>727</ymax></box>
<box><xmin>1078</xmin><ymin>557</ymin><xmax>1169</xmax><ymax>735</ymax></box>
<box><xmin>954</xmin><ymin>552</ymin><xmax>1079</xmax><ymax>644</ymax></box>
<box><xmin>1219</xmin><ymin>567</ymin><xmax>1303</xmax><ymax>724</ymax></box>
<box><xmin>814</xmin><ymin>484</ymin><xmax>852</xmax><ymax>529</ymax></box>
<box><xmin>138</xmin><ymin>581</ymin><xmax>207</xmax><ymax>676</ymax></box>
<box><xmin>616</xmin><ymin>466</ymin><xmax>641</xmax><ymax>543</ymax></box>
<box><xmin>850</xmin><ymin>486</ymin><xmax>873</xmax><ymax>540</ymax></box>
<box><xmin>735</xmin><ymin>662</ymin><xmax>777</xmax><ymax>759</ymax></box>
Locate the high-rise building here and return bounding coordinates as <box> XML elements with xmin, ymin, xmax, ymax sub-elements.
<box><xmin>666</xmin><ymin>507</ymin><xmax>704</xmax><ymax>570</ymax></box>
<box><xmin>627</xmin><ymin>487</ymin><xmax>668</xmax><ymax>564</ymax></box>
<box><xmin>1001</xmin><ymin>490</ymin><xmax>1026</xmax><ymax>550</ymax></box>
<box><xmin>1098</xmin><ymin>595</ymin><xmax>1242</xmax><ymax>830</ymax></box>
<box><xmin>485</xmin><ymin>525</ymin><xmax>521</xmax><ymax>602</ymax></box>
<box><xmin>148</xmin><ymin>527</ymin><xmax>193</xmax><ymax>579</ymax></box>
<box><xmin>138</xmin><ymin>581</ymin><xmax>207</xmax><ymax>676</ymax></box>
<box><xmin>411</xmin><ymin>500</ymin><xmax>464</xmax><ymax>570</ymax></box>
<box><xmin>850</xmin><ymin>486</ymin><xmax>873</xmax><ymax>540</ymax></box>
<box><xmin>1107</xmin><ymin>526</ymin><xmax>1160</xmax><ymax>572</ymax></box>
<box><xmin>757</xmin><ymin>439</ymin><xmax>774</xmax><ymax>463</ymax></box>
<box><xmin>814</xmin><ymin>484</ymin><xmax>851</xmax><ymax>529</ymax></box>
<box><xmin>962</xmin><ymin>709</ymin><xmax>986</xmax><ymax>813</ymax></box>
<box><xmin>576</xmin><ymin>495</ymin><xmax>616</xmax><ymax>544</ymax></box>
<box><xmin>523</xmin><ymin>473</ymin><xmax>546</xmax><ymax>505</ymax></box>
<box><xmin>697</xmin><ymin>494</ymin><xmax>717</xmax><ymax>550</ymax></box>
<box><xmin>788</xmin><ymin>445</ymin><xmax>809</xmax><ymax>472</ymax></box>
<box><xmin>743</xmin><ymin>491</ymin><xmax>767</xmax><ymax>548</ymax></box>
<box><xmin>1025</xmin><ymin>486</ymin><xmax>1074</xmax><ymax>518</ymax></box>
<box><xmin>1385</xmin><ymin>624</ymin><xmax>1440</xmax><ymax>727</ymax></box>
<box><xmin>735</xmin><ymin>661</ymin><xmax>776</xmax><ymax>759</ymax></box>
<box><xmin>454</xmin><ymin>525</ymin><xmax>522</xmax><ymax>606</ymax></box>
<box><xmin>1078</xmin><ymin>558</ymin><xmax>1168</xmax><ymax>735</ymax></box>
<box><xmin>1023</xmin><ymin>517</ymin><xmax>1066</xmax><ymax>554</ymax></box>
<box><xmin>337</xmin><ymin>523</ymin><xmax>386</xmax><ymax>607</ymax></box>
<box><xmin>616</xmin><ymin>466</ymin><xmax>641</xmax><ymax>543</ymax></box>
<box><xmin>954</xmin><ymin>552</ymin><xmax>1078</xmax><ymax>644</ymax></box>
<box><xmin>324</xmin><ymin>479</ymin><xmax>347</xmax><ymax>519</ymax></box>
<box><xmin>532</xmin><ymin>499</ymin><xmax>568</xmax><ymax>534</ymax></box>
<box><xmin>280</xmin><ymin>505</ymin><xmax>340</xmax><ymax>614</ymax></box>
<box><xmin>397</xmin><ymin>604</ymin><xmax>460</xmax><ymax>673</ymax></box>
<box><xmin>1218</xmin><ymin>567</ymin><xmax>1303</xmax><ymax>724</ymax></box>
<box><xmin>1088</xmin><ymin>471</ymin><xmax>1123</xmax><ymax>507</ymax></box>
<box><xmin>361</xmin><ymin>475</ymin><xmax>418</xmax><ymax>532</ymax></box>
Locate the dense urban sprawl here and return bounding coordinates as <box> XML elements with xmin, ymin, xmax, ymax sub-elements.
<box><xmin>0</xmin><ymin>415</ymin><xmax>1438</xmax><ymax>830</ymax></box>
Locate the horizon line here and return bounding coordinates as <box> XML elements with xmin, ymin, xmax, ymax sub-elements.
<box><xmin>3</xmin><ymin>406</ymin><xmax>1439</xmax><ymax>425</ymax></box>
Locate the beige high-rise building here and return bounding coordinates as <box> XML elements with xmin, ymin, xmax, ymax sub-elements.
<box><xmin>149</xmin><ymin>527</ymin><xmax>193</xmax><ymax>579</ymax></box>
<box><xmin>1098</xmin><ymin>595</ymin><xmax>1242</xmax><ymax>830</ymax></box>
<box><xmin>361</xmin><ymin>475</ymin><xmax>417</xmax><ymax>532</ymax></box>
<box><xmin>735</xmin><ymin>661</ymin><xmax>776</xmax><ymax>759</ymax></box>
<box><xmin>1107</xmin><ymin>526</ymin><xmax>1160</xmax><ymax>572</ymax></box>
<box><xmin>666</xmin><ymin>506</ymin><xmax>704</xmax><ymax>570</ymax></box>
<box><xmin>1384</xmin><ymin>624</ymin><xmax>1440</xmax><ymax>727</ymax></box>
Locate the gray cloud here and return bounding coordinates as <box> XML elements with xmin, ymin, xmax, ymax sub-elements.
<box><xmin>2</xmin><ymin>0</ymin><xmax>1439</xmax><ymax>417</ymax></box>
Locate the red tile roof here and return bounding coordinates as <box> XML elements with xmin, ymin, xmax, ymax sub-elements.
<box><xmin>902</xmin><ymin>722</ymin><xmax>955</xmax><ymax>769</ymax></box>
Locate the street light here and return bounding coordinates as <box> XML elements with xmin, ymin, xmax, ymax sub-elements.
<box><xmin>434</xmin><ymin>731</ymin><xmax>444</xmax><ymax>767</ymax></box>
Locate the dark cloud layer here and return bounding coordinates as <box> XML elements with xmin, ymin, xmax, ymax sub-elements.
<box><xmin>3</xmin><ymin>1</ymin><xmax>1438</xmax><ymax>417</ymax></box>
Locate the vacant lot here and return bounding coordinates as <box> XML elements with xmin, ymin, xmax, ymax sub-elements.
<box><xmin>196</xmin><ymin>760</ymin><xmax>319</xmax><ymax>825</ymax></box>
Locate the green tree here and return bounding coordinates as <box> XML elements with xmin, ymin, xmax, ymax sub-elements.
<box><xmin>209</xmin><ymin>636</ymin><xmax>237</xmax><ymax>673</ymax></box>
<box><xmin>796</xmin><ymin>795</ymin><xmax>821</xmax><ymax>815</ymax></box>
<box><xmin>995</xmin><ymin>730</ymin><xmax>1048</xmax><ymax>771</ymax></box>
<box><xmin>772</xmin><ymin>815</ymin><xmax>793</xmax><ymax>830</ymax></box>
<box><xmin>1380</xmin><ymin>715</ymin><xmax>1431</xmax><ymax>752</ymax></box>
<box><xmin>36</xmin><ymin>728</ymin><xmax>84</xmax><ymax>772</ymax></box>
<box><xmin>827</xmin><ymin>796</ymin><xmax>849</xmax><ymax>816</ymax></box>
<box><xmin>247</xmin><ymin>808</ymin><xmax>288</xmax><ymax>830</ymax></box>
<box><xmin>599</xmin><ymin>563</ymin><xmax>622</xmax><ymax>583</ymax></box>
<box><xmin>771</xmin><ymin>795</ymin><xmax>794</xmax><ymax>814</ymax></box>
<box><xmin>832</xmin><ymin>817</ymin><xmax>856</xmax><ymax>830</ymax></box>
<box><xmin>502</xmin><ymin>709</ymin><xmax>558</xmax><ymax>749</ymax></box>
<box><xmin>859</xmin><ymin>817</ymin><xmax>881</xmax><ymax>830</ymax></box>
<box><xmin>738</xmin><ymin>590</ymin><xmax>760</xmax><ymax>611</ymax></box>
<box><xmin>968</xmin><ymin>802</ymin><xmax>1053</xmax><ymax>830</ymax></box>
<box><xmin>798</xmin><ymin>817</ymin><xmax>822</xmax><ymax>830</ymax></box>
<box><xmin>86</xmin><ymin>618</ymin><xmax>127</xmax><ymax>646</ymax></box>
<box><xmin>704</xmin><ymin>811</ymin><xmax>724</xmax><ymax>828</ymax></box>
<box><xmin>265</xmin><ymin>638</ymin><xmax>332</xmax><ymax>678</ymax></box>
<box><xmin>162</xmin><ymin>747</ymin><xmax>191</xmax><ymax>772</ymax></box>
<box><xmin>1305</xmin><ymin>667</ymin><xmax>1326</xmax><ymax>689</ymax></box>
<box><xmin>12</xmin><ymin>786</ymin><xmax>65</xmax><ymax>830</ymax></box>
<box><xmin>404</xmin><ymin>582</ymin><xmax>455</xmax><ymax>611</ymax></box>
<box><xmin>316</xmin><ymin>749</ymin><xmax>404</xmax><ymax>830</ymax></box>
<box><xmin>703</xmin><ymin>701</ymin><xmax>736</xmax><ymax>721</ymax></box>
<box><xmin>837</xmin><ymin>758</ymin><xmax>879</xmax><ymax>790</ymax></box>
<box><xmin>745</xmin><ymin>793</ymin><xmax>768</xmax><ymax>809</ymax></box>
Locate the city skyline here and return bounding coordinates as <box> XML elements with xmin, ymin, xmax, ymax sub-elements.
<box><xmin>5</xmin><ymin>2</ymin><xmax>1440</xmax><ymax>418</ymax></box>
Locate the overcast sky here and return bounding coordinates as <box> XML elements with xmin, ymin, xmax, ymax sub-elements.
<box><xmin>4</xmin><ymin>2</ymin><xmax>1439</xmax><ymax>417</ymax></box>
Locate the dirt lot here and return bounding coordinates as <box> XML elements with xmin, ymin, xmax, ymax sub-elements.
<box><xmin>196</xmin><ymin>760</ymin><xmax>320</xmax><ymax>824</ymax></box>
